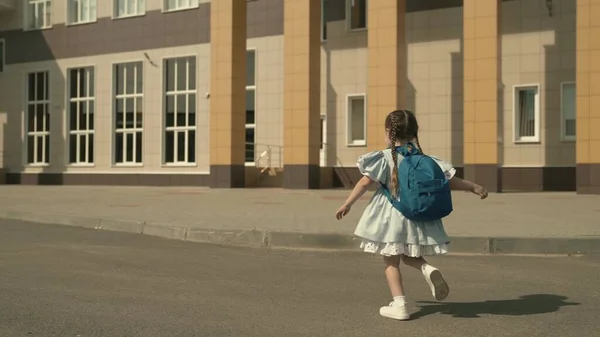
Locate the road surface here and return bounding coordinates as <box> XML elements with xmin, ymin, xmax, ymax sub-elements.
<box><xmin>0</xmin><ymin>219</ymin><xmax>598</xmax><ymax>337</ymax></box>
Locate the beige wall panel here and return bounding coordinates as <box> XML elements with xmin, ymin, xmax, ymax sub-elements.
<box><xmin>406</xmin><ymin>7</ymin><xmax>463</xmax><ymax>165</ymax></box>
<box><xmin>247</xmin><ymin>36</ymin><xmax>284</xmax><ymax>168</ymax></box>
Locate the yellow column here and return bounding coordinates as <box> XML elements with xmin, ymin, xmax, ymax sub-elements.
<box><xmin>367</xmin><ymin>0</ymin><xmax>406</xmax><ymax>151</ymax></box>
<box><xmin>283</xmin><ymin>0</ymin><xmax>321</xmax><ymax>189</ymax></box>
<box><xmin>576</xmin><ymin>0</ymin><xmax>600</xmax><ymax>194</ymax></box>
<box><xmin>463</xmin><ymin>0</ymin><xmax>501</xmax><ymax>192</ymax></box>
<box><xmin>209</xmin><ymin>0</ymin><xmax>247</xmax><ymax>188</ymax></box>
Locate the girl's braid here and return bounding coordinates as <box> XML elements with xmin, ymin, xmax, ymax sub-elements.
<box><xmin>389</xmin><ymin>113</ymin><xmax>400</xmax><ymax>197</ymax></box>
<box><xmin>415</xmin><ymin>134</ymin><xmax>424</xmax><ymax>154</ymax></box>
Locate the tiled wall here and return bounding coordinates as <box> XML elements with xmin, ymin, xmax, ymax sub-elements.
<box><xmin>249</xmin><ymin>36</ymin><xmax>284</xmax><ymax>167</ymax></box>
<box><xmin>0</xmin><ymin>0</ymin><xmax>581</xmax><ymax>174</ymax></box>
<box><xmin>501</xmin><ymin>0</ymin><xmax>576</xmax><ymax>167</ymax></box>
<box><xmin>320</xmin><ymin>20</ymin><xmax>368</xmax><ymax>167</ymax></box>
<box><xmin>406</xmin><ymin>6</ymin><xmax>463</xmax><ymax>165</ymax></box>
<box><xmin>0</xmin><ymin>44</ymin><xmax>212</xmax><ymax>174</ymax></box>
<box><xmin>0</xmin><ymin>0</ymin><xmax>213</xmax><ymax>29</ymax></box>
<box><xmin>321</xmin><ymin>5</ymin><xmax>464</xmax><ymax>167</ymax></box>
<box><xmin>323</xmin><ymin>0</ymin><xmax>576</xmax><ymax>169</ymax></box>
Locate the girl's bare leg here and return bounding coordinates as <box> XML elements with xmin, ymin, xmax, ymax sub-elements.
<box><xmin>380</xmin><ymin>255</ymin><xmax>410</xmax><ymax>320</ymax></box>
<box><xmin>383</xmin><ymin>255</ymin><xmax>404</xmax><ymax>296</ymax></box>
<box><xmin>401</xmin><ymin>255</ymin><xmax>427</xmax><ymax>270</ymax></box>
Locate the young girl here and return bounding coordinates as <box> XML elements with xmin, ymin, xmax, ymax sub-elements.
<box><xmin>335</xmin><ymin>109</ymin><xmax>488</xmax><ymax>321</ymax></box>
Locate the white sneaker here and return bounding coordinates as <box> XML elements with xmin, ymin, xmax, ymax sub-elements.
<box><xmin>422</xmin><ymin>264</ymin><xmax>449</xmax><ymax>301</ymax></box>
<box><xmin>379</xmin><ymin>302</ymin><xmax>410</xmax><ymax>321</ymax></box>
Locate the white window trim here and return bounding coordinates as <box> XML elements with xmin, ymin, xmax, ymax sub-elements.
<box><xmin>162</xmin><ymin>55</ymin><xmax>198</xmax><ymax>166</ymax></box>
<box><xmin>0</xmin><ymin>38</ymin><xmax>5</xmax><ymax>73</ymax></box>
<box><xmin>321</xmin><ymin>0</ymin><xmax>327</xmax><ymax>42</ymax></box>
<box><xmin>66</xmin><ymin>66</ymin><xmax>96</xmax><ymax>166</ymax></box>
<box><xmin>346</xmin><ymin>93</ymin><xmax>367</xmax><ymax>147</ymax></box>
<box><xmin>112</xmin><ymin>61</ymin><xmax>145</xmax><ymax>166</ymax></box>
<box><xmin>24</xmin><ymin>70</ymin><xmax>51</xmax><ymax>166</ymax></box>
<box><xmin>162</xmin><ymin>0</ymin><xmax>199</xmax><ymax>13</ymax></box>
<box><xmin>67</xmin><ymin>0</ymin><xmax>97</xmax><ymax>26</ymax></box>
<box><xmin>346</xmin><ymin>0</ymin><xmax>367</xmax><ymax>32</ymax></box>
<box><xmin>23</xmin><ymin>0</ymin><xmax>53</xmax><ymax>31</ymax></box>
<box><xmin>113</xmin><ymin>0</ymin><xmax>146</xmax><ymax>19</ymax></box>
<box><xmin>245</xmin><ymin>48</ymin><xmax>257</xmax><ymax>166</ymax></box>
<box><xmin>560</xmin><ymin>81</ymin><xmax>576</xmax><ymax>142</ymax></box>
<box><xmin>512</xmin><ymin>83</ymin><xmax>541</xmax><ymax>144</ymax></box>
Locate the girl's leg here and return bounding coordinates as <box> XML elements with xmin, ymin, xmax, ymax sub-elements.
<box><xmin>380</xmin><ymin>255</ymin><xmax>410</xmax><ymax>320</ymax></box>
<box><xmin>402</xmin><ymin>254</ymin><xmax>449</xmax><ymax>302</ymax></box>
<box><xmin>401</xmin><ymin>255</ymin><xmax>427</xmax><ymax>270</ymax></box>
<box><xmin>383</xmin><ymin>255</ymin><xmax>404</xmax><ymax>296</ymax></box>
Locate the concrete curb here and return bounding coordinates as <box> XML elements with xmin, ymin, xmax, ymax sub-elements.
<box><xmin>2</xmin><ymin>211</ymin><xmax>599</xmax><ymax>255</ymax></box>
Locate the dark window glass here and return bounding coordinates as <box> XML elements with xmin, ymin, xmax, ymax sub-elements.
<box><xmin>245</xmin><ymin>128</ymin><xmax>255</xmax><ymax>162</ymax></box>
<box><xmin>165</xmin><ymin>131</ymin><xmax>174</xmax><ymax>163</ymax></box>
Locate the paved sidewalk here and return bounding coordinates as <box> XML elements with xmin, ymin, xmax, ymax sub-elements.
<box><xmin>1</xmin><ymin>185</ymin><xmax>599</xmax><ymax>254</ymax></box>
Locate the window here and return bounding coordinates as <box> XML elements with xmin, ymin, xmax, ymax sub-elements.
<box><xmin>513</xmin><ymin>84</ymin><xmax>540</xmax><ymax>143</ymax></box>
<box><xmin>164</xmin><ymin>56</ymin><xmax>196</xmax><ymax>164</ymax></box>
<box><xmin>68</xmin><ymin>0</ymin><xmax>97</xmax><ymax>24</ymax></box>
<box><xmin>26</xmin><ymin>71</ymin><xmax>50</xmax><ymax>165</ymax></box>
<box><xmin>115</xmin><ymin>0</ymin><xmax>145</xmax><ymax>18</ymax></box>
<box><xmin>0</xmin><ymin>39</ymin><xmax>4</xmax><ymax>73</ymax></box>
<box><xmin>320</xmin><ymin>115</ymin><xmax>327</xmax><ymax>167</ymax></box>
<box><xmin>67</xmin><ymin>67</ymin><xmax>95</xmax><ymax>164</ymax></box>
<box><xmin>115</xmin><ymin>62</ymin><xmax>144</xmax><ymax>164</ymax></box>
<box><xmin>561</xmin><ymin>82</ymin><xmax>576</xmax><ymax>141</ymax></box>
<box><xmin>164</xmin><ymin>0</ymin><xmax>198</xmax><ymax>12</ymax></box>
<box><xmin>321</xmin><ymin>0</ymin><xmax>327</xmax><ymax>41</ymax></box>
<box><xmin>347</xmin><ymin>0</ymin><xmax>367</xmax><ymax>31</ymax></box>
<box><xmin>246</xmin><ymin>50</ymin><xmax>256</xmax><ymax>164</ymax></box>
<box><xmin>347</xmin><ymin>94</ymin><xmax>366</xmax><ymax>146</ymax></box>
<box><xmin>24</xmin><ymin>0</ymin><xmax>52</xmax><ymax>30</ymax></box>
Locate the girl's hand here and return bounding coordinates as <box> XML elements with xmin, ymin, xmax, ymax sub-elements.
<box><xmin>471</xmin><ymin>184</ymin><xmax>488</xmax><ymax>199</ymax></box>
<box><xmin>335</xmin><ymin>205</ymin><xmax>351</xmax><ymax>220</ymax></box>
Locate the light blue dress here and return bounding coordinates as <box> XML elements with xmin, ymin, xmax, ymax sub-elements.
<box><xmin>354</xmin><ymin>149</ymin><xmax>455</xmax><ymax>257</ymax></box>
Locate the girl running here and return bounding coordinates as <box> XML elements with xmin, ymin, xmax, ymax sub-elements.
<box><xmin>335</xmin><ymin>109</ymin><xmax>488</xmax><ymax>321</ymax></box>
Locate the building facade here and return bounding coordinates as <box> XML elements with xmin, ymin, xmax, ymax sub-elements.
<box><xmin>0</xmin><ymin>0</ymin><xmax>598</xmax><ymax>193</ymax></box>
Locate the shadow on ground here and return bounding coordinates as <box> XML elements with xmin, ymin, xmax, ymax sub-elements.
<box><xmin>414</xmin><ymin>294</ymin><xmax>580</xmax><ymax>319</ymax></box>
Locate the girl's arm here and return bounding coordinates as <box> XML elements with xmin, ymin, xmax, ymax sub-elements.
<box><xmin>449</xmin><ymin>176</ymin><xmax>488</xmax><ymax>199</ymax></box>
<box><xmin>341</xmin><ymin>176</ymin><xmax>374</xmax><ymax>208</ymax></box>
<box><xmin>449</xmin><ymin>176</ymin><xmax>476</xmax><ymax>191</ymax></box>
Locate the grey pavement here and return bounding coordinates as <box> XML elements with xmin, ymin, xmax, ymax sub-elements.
<box><xmin>1</xmin><ymin>185</ymin><xmax>600</xmax><ymax>254</ymax></box>
<box><xmin>0</xmin><ymin>219</ymin><xmax>598</xmax><ymax>337</ymax></box>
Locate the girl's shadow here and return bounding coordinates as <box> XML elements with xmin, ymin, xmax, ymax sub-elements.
<box><xmin>413</xmin><ymin>294</ymin><xmax>579</xmax><ymax>319</ymax></box>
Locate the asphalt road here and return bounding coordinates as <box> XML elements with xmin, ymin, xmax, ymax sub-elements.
<box><xmin>0</xmin><ymin>220</ymin><xmax>598</xmax><ymax>337</ymax></box>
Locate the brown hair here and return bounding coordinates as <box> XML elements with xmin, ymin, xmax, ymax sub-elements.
<box><xmin>385</xmin><ymin>109</ymin><xmax>422</xmax><ymax>196</ymax></box>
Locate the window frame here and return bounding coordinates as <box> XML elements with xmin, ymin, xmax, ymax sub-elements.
<box><xmin>113</xmin><ymin>0</ymin><xmax>146</xmax><ymax>19</ymax></box>
<box><xmin>245</xmin><ymin>48</ymin><xmax>257</xmax><ymax>166</ymax></box>
<box><xmin>162</xmin><ymin>0</ymin><xmax>199</xmax><ymax>13</ymax></box>
<box><xmin>512</xmin><ymin>83</ymin><xmax>541</xmax><ymax>144</ymax></box>
<box><xmin>346</xmin><ymin>0</ymin><xmax>367</xmax><ymax>32</ymax></box>
<box><xmin>346</xmin><ymin>93</ymin><xmax>367</xmax><ymax>147</ymax></box>
<box><xmin>67</xmin><ymin>0</ymin><xmax>97</xmax><ymax>26</ymax></box>
<box><xmin>0</xmin><ymin>39</ymin><xmax>4</xmax><ymax>73</ymax></box>
<box><xmin>560</xmin><ymin>81</ymin><xmax>576</xmax><ymax>142</ymax></box>
<box><xmin>112</xmin><ymin>60</ymin><xmax>145</xmax><ymax>166</ymax></box>
<box><xmin>66</xmin><ymin>65</ymin><xmax>96</xmax><ymax>166</ymax></box>
<box><xmin>162</xmin><ymin>55</ymin><xmax>198</xmax><ymax>166</ymax></box>
<box><xmin>24</xmin><ymin>70</ymin><xmax>51</xmax><ymax>166</ymax></box>
<box><xmin>23</xmin><ymin>0</ymin><xmax>53</xmax><ymax>31</ymax></box>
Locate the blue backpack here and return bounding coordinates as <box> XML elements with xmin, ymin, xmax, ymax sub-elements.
<box><xmin>381</xmin><ymin>143</ymin><xmax>453</xmax><ymax>222</ymax></box>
